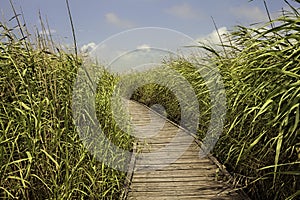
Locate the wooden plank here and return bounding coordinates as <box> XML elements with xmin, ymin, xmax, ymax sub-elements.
<box><xmin>120</xmin><ymin>143</ymin><xmax>137</xmax><ymax>199</ymax></box>
<box><xmin>128</xmin><ymin>197</ymin><xmax>237</xmax><ymax>200</ymax></box>
<box><xmin>127</xmin><ymin>190</ymin><xmax>236</xmax><ymax>196</ymax></box>
<box><xmin>133</xmin><ymin>169</ymin><xmax>218</xmax><ymax>178</ymax></box>
<box><xmin>130</xmin><ymin>182</ymin><xmax>226</xmax><ymax>187</ymax></box>
<box><xmin>127</xmin><ymin>191</ymin><xmax>244</xmax><ymax>199</ymax></box>
<box><xmin>123</xmin><ymin>100</ymin><xmax>249</xmax><ymax>200</ymax></box>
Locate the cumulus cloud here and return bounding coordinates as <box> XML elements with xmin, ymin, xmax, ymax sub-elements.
<box><xmin>39</xmin><ymin>29</ymin><xmax>56</xmax><ymax>36</ymax></box>
<box><xmin>230</xmin><ymin>5</ymin><xmax>268</xmax><ymax>22</ymax></box>
<box><xmin>165</xmin><ymin>3</ymin><xmax>200</xmax><ymax>19</ymax></box>
<box><xmin>105</xmin><ymin>12</ymin><xmax>135</xmax><ymax>28</ymax></box>
<box><xmin>136</xmin><ymin>44</ymin><xmax>151</xmax><ymax>52</ymax></box>
<box><xmin>81</xmin><ymin>42</ymin><xmax>97</xmax><ymax>53</ymax></box>
<box><xmin>196</xmin><ymin>27</ymin><xmax>229</xmax><ymax>46</ymax></box>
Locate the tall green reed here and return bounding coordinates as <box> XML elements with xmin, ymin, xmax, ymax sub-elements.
<box><xmin>0</xmin><ymin>14</ymin><xmax>131</xmax><ymax>199</ymax></box>
<box><xmin>130</xmin><ymin>4</ymin><xmax>300</xmax><ymax>199</ymax></box>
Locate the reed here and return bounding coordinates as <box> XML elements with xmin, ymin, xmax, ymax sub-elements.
<box><xmin>131</xmin><ymin>4</ymin><xmax>300</xmax><ymax>199</ymax></box>
<box><xmin>0</xmin><ymin>15</ymin><xmax>131</xmax><ymax>199</ymax></box>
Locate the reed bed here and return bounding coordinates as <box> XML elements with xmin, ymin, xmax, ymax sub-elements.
<box><xmin>130</xmin><ymin>4</ymin><xmax>300</xmax><ymax>200</ymax></box>
<box><xmin>0</xmin><ymin>17</ymin><xmax>131</xmax><ymax>199</ymax></box>
<box><xmin>1</xmin><ymin>1</ymin><xmax>299</xmax><ymax>199</ymax></box>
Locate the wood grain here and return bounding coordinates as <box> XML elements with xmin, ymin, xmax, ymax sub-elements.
<box><xmin>124</xmin><ymin>100</ymin><xmax>249</xmax><ymax>200</ymax></box>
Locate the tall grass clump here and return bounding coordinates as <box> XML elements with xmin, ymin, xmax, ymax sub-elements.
<box><xmin>95</xmin><ymin>69</ymin><xmax>133</xmax><ymax>152</ymax></box>
<box><xmin>129</xmin><ymin>59</ymin><xmax>212</xmax><ymax>137</ymax></box>
<box><xmin>130</xmin><ymin>3</ymin><xmax>299</xmax><ymax>200</ymax></box>
<box><xmin>212</xmin><ymin>6</ymin><xmax>300</xmax><ymax>199</ymax></box>
<box><xmin>0</xmin><ymin>16</ymin><xmax>131</xmax><ymax>199</ymax></box>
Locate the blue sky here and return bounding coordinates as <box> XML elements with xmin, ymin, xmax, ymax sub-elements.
<box><xmin>1</xmin><ymin>0</ymin><xmax>291</xmax><ymax>49</ymax></box>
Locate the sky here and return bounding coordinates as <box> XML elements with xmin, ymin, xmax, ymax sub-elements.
<box><xmin>1</xmin><ymin>0</ymin><xmax>292</xmax><ymax>45</ymax></box>
<box><xmin>0</xmin><ymin>0</ymin><xmax>296</xmax><ymax>70</ymax></box>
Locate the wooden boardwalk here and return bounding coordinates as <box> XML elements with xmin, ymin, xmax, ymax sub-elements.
<box><xmin>123</xmin><ymin>100</ymin><xmax>249</xmax><ymax>200</ymax></box>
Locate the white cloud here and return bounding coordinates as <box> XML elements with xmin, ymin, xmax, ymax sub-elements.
<box><xmin>165</xmin><ymin>3</ymin><xmax>200</xmax><ymax>19</ymax></box>
<box><xmin>39</xmin><ymin>29</ymin><xmax>56</xmax><ymax>36</ymax></box>
<box><xmin>81</xmin><ymin>42</ymin><xmax>97</xmax><ymax>53</ymax></box>
<box><xmin>230</xmin><ymin>6</ymin><xmax>268</xmax><ymax>22</ymax></box>
<box><xmin>196</xmin><ymin>27</ymin><xmax>229</xmax><ymax>46</ymax></box>
<box><xmin>136</xmin><ymin>44</ymin><xmax>151</xmax><ymax>52</ymax></box>
<box><xmin>105</xmin><ymin>12</ymin><xmax>135</xmax><ymax>28</ymax></box>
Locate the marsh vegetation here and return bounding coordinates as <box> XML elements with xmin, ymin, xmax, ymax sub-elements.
<box><xmin>0</xmin><ymin>1</ymin><xmax>299</xmax><ymax>199</ymax></box>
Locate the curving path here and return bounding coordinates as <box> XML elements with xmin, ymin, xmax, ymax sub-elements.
<box><xmin>123</xmin><ymin>100</ymin><xmax>250</xmax><ymax>200</ymax></box>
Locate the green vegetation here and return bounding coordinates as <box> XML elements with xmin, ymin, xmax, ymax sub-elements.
<box><xmin>129</xmin><ymin>59</ymin><xmax>213</xmax><ymax>137</ymax></box>
<box><xmin>130</xmin><ymin>5</ymin><xmax>300</xmax><ymax>200</ymax></box>
<box><xmin>0</xmin><ymin>19</ymin><xmax>131</xmax><ymax>199</ymax></box>
<box><xmin>1</xmin><ymin>1</ymin><xmax>299</xmax><ymax>200</ymax></box>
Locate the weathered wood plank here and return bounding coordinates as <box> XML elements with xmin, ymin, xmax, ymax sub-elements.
<box><xmin>124</xmin><ymin>100</ymin><xmax>249</xmax><ymax>200</ymax></box>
